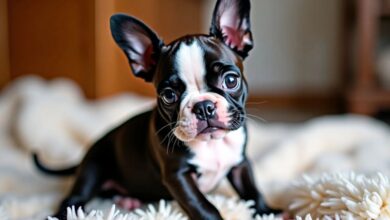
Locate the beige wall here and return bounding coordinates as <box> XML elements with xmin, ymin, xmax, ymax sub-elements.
<box><xmin>202</xmin><ymin>0</ymin><xmax>343</xmax><ymax>95</ymax></box>
<box><xmin>0</xmin><ymin>0</ymin><xmax>10</xmax><ymax>88</ymax></box>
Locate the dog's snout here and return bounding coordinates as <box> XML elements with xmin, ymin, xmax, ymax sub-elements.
<box><xmin>192</xmin><ymin>100</ymin><xmax>216</xmax><ymax>120</ymax></box>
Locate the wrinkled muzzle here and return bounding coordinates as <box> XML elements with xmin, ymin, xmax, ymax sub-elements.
<box><xmin>173</xmin><ymin>92</ymin><xmax>244</xmax><ymax>142</ymax></box>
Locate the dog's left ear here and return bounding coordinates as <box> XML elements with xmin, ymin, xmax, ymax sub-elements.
<box><xmin>110</xmin><ymin>14</ymin><xmax>164</xmax><ymax>82</ymax></box>
<box><xmin>210</xmin><ymin>0</ymin><xmax>253</xmax><ymax>59</ymax></box>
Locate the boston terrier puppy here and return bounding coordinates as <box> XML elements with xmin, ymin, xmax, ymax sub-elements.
<box><xmin>34</xmin><ymin>0</ymin><xmax>279</xmax><ymax>219</ymax></box>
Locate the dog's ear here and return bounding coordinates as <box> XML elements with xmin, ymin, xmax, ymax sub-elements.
<box><xmin>210</xmin><ymin>0</ymin><xmax>253</xmax><ymax>59</ymax></box>
<box><xmin>110</xmin><ymin>14</ymin><xmax>164</xmax><ymax>82</ymax></box>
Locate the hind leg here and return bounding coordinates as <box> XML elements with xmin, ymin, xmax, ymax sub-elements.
<box><xmin>53</xmin><ymin>162</ymin><xmax>107</xmax><ymax>220</ymax></box>
<box><xmin>99</xmin><ymin>180</ymin><xmax>142</xmax><ymax>211</ymax></box>
<box><xmin>113</xmin><ymin>196</ymin><xmax>142</xmax><ymax>210</ymax></box>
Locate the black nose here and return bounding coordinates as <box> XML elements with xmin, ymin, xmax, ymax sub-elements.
<box><xmin>192</xmin><ymin>100</ymin><xmax>216</xmax><ymax>120</ymax></box>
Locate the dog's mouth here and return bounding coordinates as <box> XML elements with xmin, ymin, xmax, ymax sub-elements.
<box><xmin>197</xmin><ymin>119</ymin><xmax>227</xmax><ymax>135</ymax></box>
<box><xmin>195</xmin><ymin>122</ymin><xmax>228</xmax><ymax>141</ymax></box>
<box><xmin>199</xmin><ymin>126</ymin><xmax>221</xmax><ymax>134</ymax></box>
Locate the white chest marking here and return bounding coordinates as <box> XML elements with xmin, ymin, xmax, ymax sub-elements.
<box><xmin>186</xmin><ymin>127</ymin><xmax>246</xmax><ymax>193</ymax></box>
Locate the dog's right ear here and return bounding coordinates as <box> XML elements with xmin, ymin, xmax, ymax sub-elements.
<box><xmin>110</xmin><ymin>14</ymin><xmax>164</xmax><ymax>82</ymax></box>
<box><xmin>210</xmin><ymin>0</ymin><xmax>253</xmax><ymax>59</ymax></box>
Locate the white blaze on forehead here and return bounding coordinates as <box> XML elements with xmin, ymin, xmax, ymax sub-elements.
<box><xmin>175</xmin><ymin>40</ymin><xmax>207</xmax><ymax>93</ymax></box>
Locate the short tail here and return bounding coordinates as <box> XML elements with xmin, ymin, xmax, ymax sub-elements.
<box><xmin>33</xmin><ymin>153</ymin><xmax>78</xmax><ymax>176</ymax></box>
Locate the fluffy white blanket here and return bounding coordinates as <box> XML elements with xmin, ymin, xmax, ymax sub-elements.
<box><xmin>0</xmin><ymin>76</ymin><xmax>389</xmax><ymax>219</ymax></box>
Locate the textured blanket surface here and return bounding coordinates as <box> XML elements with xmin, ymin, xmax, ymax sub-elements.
<box><xmin>47</xmin><ymin>171</ymin><xmax>390</xmax><ymax>220</ymax></box>
<box><xmin>1</xmin><ymin>76</ymin><xmax>390</xmax><ymax>219</ymax></box>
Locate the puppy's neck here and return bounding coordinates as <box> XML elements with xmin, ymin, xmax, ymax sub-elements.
<box><xmin>186</xmin><ymin>126</ymin><xmax>246</xmax><ymax>193</ymax></box>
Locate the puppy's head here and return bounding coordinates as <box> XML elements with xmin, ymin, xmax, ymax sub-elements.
<box><xmin>111</xmin><ymin>0</ymin><xmax>253</xmax><ymax>142</ymax></box>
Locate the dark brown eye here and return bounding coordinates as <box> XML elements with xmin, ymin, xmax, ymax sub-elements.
<box><xmin>223</xmin><ymin>73</ymin><xmax>240</xmax><ymax>90</ymax></box>
<box><xmin>161</xmin><ymin>88</ymin><xmax>178</xmax><ymax>105</ymax></box>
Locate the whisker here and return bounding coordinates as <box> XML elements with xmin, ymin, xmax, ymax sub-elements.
<box><xmin>171</xmin><ymin>134</ymin><xmax>180</xmax><ymax>154</ymax></box>
<box><xmin>236</xmin><ymin>115</ymin><xmax>253</xmax><ymax>123</ymax></box>
<box><xmin>166</xmin><ymin>132</ymin><xmax>172</xmax><ymax>154</ymax></box>
<box><xmin>160</xmin><ymin>127</ymin><xmax>175</xmax><ymax>145</ymax></box>
<box><xmin>228</xmin><ymin>109</ymin><xmax>268</xmax><ymax>124</ymax></box>
<box><xmin>155</xmin><ymin>121</ymin><xmax>180</xmax><ymax>136</ymax></box>
<box><xmin>245</xmin><ymin>100</ymin><xmax>268</xmax><ymax>106</ymax></box>
<box><xmin>238</xmin><ymin>114</ymin><xmax>266</xmax><ymax>123</ymax></box>
<box><xmin>246</xmin><ymin>113</ymin><xmax>267</xmax><ymax>123</ymax></box>
<box><xmin>165</xmin><ymin>129</ymin><xmax>176</xmax><ymax>154</ymax></box>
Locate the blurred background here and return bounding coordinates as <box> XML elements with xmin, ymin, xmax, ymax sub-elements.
<box><xmin>1</xmin><ymin>0</ymin><xmax>390</xmax><ymax>122</ymax></box>
<box><xmin>1</xmin><ymin>1</ymin><xmax>390</xmax><ymax>219</ymax></box>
